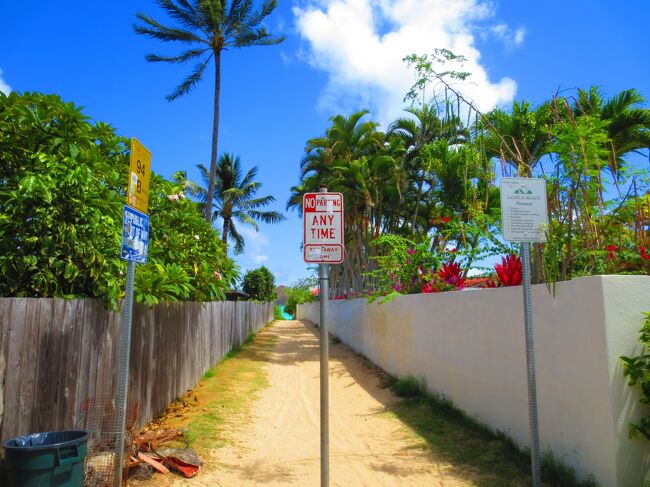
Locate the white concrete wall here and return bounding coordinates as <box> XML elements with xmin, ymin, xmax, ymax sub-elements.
<box><xmin>298</xmin><ymin>275</ymin><xmax>650</xmax><ymax>486</ymax></box>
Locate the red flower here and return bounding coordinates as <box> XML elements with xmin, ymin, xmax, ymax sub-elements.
<box><xmin>438</xmin><ymin>260</ymin><xmax>466</xmax><ymax>289</ymax></box>
<box><xmin>432</xmin><ymin>215</ymin><xmax>451</xmax><ymax>225</ymax></box>
<box><xmin>641</xmin><ymin>247</ymin><xmax>650</xmax><ymax>260</ymax></box>
<box><xmin>494</xmin><ymin>254</ymin><xmax>522</xmax><ymax>287</ymax></box>
<box><xmin>607</xmin><ymin>244</ymin><xmax>618</xmax><ymax>260</ymax></box>
<box><xmin>421</xmin><ymin>282</ymin><xmax>436</xmax><ymax>293</ymax></box>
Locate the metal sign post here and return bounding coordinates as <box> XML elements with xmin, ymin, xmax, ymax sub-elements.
<box><xmin>303</xmin><ymin>187</ymin><xmax>344</xmax><ymax>487</ymax></box>
<box><xmin>500</xmin><ymin>177</ymin><xmax>548</xmax><ymax>487</ymax></box>
<box><xmin>521</xmin><ymin>241</ymin><xmax>541</xmax><ymax>485</ymax></box>
<box><xmin>114</xmin><ymin>261</ymin><xmax>135</xmax><ymax>487</ymax></box>
<box><xmin>114</xmin><ymin>139</ymin><xmax>151</xmax><ymax>487</ymax></box>
<box><xmin>319</xmin><ymin>260</ymin><xmax>329</xmax><ymax>487</ymax></box>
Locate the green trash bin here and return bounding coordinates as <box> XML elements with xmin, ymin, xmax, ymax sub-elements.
<box><xmin>3</xmin><ymin>431</ymin><xmax>89</xmax><ymax>487</ymax></box>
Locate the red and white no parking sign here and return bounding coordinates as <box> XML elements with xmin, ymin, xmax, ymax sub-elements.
<box><xmin>303</xmin><ymin>192</ymin><xmax>344</xmax><ymax>264</ymax></box>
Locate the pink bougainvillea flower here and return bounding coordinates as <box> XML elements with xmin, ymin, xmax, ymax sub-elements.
<box><xmin>494</xmin><ymin>254</ymin><xmax>522</xmax><ymax>286</ymax></box>
<box><xmin>438</xmin><ymin>260</ymin><xmax>466</xmax><ymax>289</ymax></box>
<box><xmin>417</xmin><ymin>267</ymin><xmax>424</xmax><ymax>275</ymax></box>
<box><xmin>407</xmin><ymin>247</ymin><xmax>415</xmax><ymax>255</ymax></box>
<box><xmin>392</xmin><ymin>282</ymin><xmax>403</xmax><ymax>292</ymax></box>
<box><xmin>607</xmin><ymin>244</ymin><xmax>618</xmax><ymax>260</ymax></box>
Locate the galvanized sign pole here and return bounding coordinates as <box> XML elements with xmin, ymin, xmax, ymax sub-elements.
<box><xmin>114</xmin><ymin>139</ymin><xmax>151</xmax><ymax>487</ymax></box>
<box><xmin>114</xmin><ymin>261</ymin><xmax>135</xmax><ymax>487</ymax></box>
<box><xmin>303</xmin><ymin>186</ymin><xmax>344</xmax><ymax>487</ymax></box>
<box><xmin>521</xmin><ymin>241</ymin><xmax>541</xmax><ymax>487</ymax></box>
<box><xmin>318</xmin><ymin>185</ymin><xmax>330</xmax><ymax>487</ymax></box>
<box><xmin>500</xmin><ymin>177</ymin><xmax>547</xmax><ymax>487</ymax></box>
<box><xmin>319</xmin><ymin>259</ymin><xmax>330</xmax><ymax>487</ymax></box>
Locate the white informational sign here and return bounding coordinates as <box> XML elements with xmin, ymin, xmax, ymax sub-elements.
<box><xmin>500</xmin><ymin>177</ymin><xmax>549</xmax><ymax>243</ymax></box>
<box><xmin>303</xmin><ymin>192</ymin><xmax>344</xmax><ymax>263</ymax></box>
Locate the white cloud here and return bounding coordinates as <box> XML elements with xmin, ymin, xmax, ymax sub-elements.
<box><xmin>0</xmin><ymin>69</ymin><xmax>11</xmax><ymax>95</ymax></box>
<box><xmin>489</xmin><ymin>23</ymin><xmax>526</xmax><ymax>46</ymax></box>
<box><xmin>239</xmin><ymin>226</ymin><xmax>270</xmax><ymax>268</ymax></box>
<box><xmin>293</xmin><ymin>0</ymin><xmax>521</xmax><ymax>124</ymax></box>
<box><xmin>514</xmin><ymin>27</ymin><xmax>526</xmax><ymax>46</ymax></box>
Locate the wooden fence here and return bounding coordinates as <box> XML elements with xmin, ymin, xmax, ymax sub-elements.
<box><xmin>0</xmin><ymin>298</ymin><xmax>274</xmax><ymax>445</ymax></box>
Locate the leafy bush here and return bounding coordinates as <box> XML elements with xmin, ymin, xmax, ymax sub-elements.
<box><xmin>242</xmin><ymin>266</ymin><xmax>276</xmax><ymax>301</ymax></box>
<box><xmin>273</xmin><ymin>305</ymin><xmax>286</xmax><ymax>320</ymax></box>
<box><xmin>284</xmin><ymin>277</ymin><xmax>317</xmax><ymax>317</ymax></box>
<box><xmin>0</xmin><ymin>91</ymin><xmax>236</xmax><ymax>308</ymax></box>
<box><xmin>621</xmin><ymin>312</ymin><xmax>650</xmax><ymax>439</ymax></box>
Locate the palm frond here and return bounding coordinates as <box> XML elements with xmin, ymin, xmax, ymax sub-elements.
<box><xmin>166</xmin><ymin>54</ymin><xmax>213</xmax><ymax>101</ymax></box>
<box><xmin>248</xmin><ymin>210</ymin><xmax>285</xmax><ymax>224</ymax></box>
<box><xmin>155</xmin><ymin>0</ymin><xmax>202</xmax><ymax>30</ymax></box>
<box><xmin>146</xmin><ymin>47</ymin><xmax>209</xmax><ymax>64</ymax></box>
<box><xmin>134</xmin><ymin>13</ymin><xmax>206</xmax><ymax>44</ymax></box>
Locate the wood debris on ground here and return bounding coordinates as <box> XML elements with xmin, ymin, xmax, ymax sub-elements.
<box><xmin>126</xmin><ymin>428</ymin><xmax>202</xmax><ymax>480</ymax></box>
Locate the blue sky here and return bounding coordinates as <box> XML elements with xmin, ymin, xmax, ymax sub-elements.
<box><xmin>2</xmin><ymin>0</ymin><xmax>649</xmax><ymax>286</ymax></box>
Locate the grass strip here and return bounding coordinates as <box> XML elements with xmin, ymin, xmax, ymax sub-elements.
<box><xmin>141</xmin><ymin>324</ymin><xmax>277</xmax><ymax>453</ymax></box>
<box><xmin>388</xmin><ymin>375</ymin><xmax>597</xmax><ymax>487</ymax></box>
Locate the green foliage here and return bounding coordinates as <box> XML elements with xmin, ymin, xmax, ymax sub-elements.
<box><xmin>0</xmin><ymin>92</ymin><xmax>128</xmax><ymax>307</ymax></box>
<box><xmin>284</xmin><ymin>277</ymin><xmax>317</xmax><ymax>317</ymax></box>
<box><xmin>391</xmin><ymin>375</ymin><xmax>424</xmax><ymax>398</ymax></box>
<box><xmin>621</xmin><ymin>312</ymin><xmax>650</xmax><ymax>440</ymax></box>
<box><xmin>0</xmin><ymin>91</ymin><xmax>236</xmax><ymax>308</ymax></box>
<box><xmin>273</xmin><ymin>305</ymin><xmax>285</xmax><ymax>320</ymax></box>
<box><xmin>367</xmin><ymin>235</ymin><xmax>441</xmax><ymax>300</ymax></box>
<box><xmin>242</xmin><ymin>266</ymin><xmax>276</xmax><ymax>302</ymax></box>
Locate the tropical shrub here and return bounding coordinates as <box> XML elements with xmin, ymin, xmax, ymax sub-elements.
<box><xmin>0</xmin><ymin>91</ymin><xmax>236</xmax><ymax>308</ymax></box>
<box><xmin>621</xmin><ymin>312</ymin><xmax>650</xmax><ymax>439</ymax></box>
<box><xmin>0</xmin><ymin>92</ymin><xmax>127</xmax><ymax>306</ymax></box>
<box><xmin>242</xmin><ymin>266</ymin><xmax>276</xmax><ymax>302</ymax></box>
<box><xmin>284</xmin><ymin>277</ymin><xmax>317</xmax><ymax>317</ymax></box>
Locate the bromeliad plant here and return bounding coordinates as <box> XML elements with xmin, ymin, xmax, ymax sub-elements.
<box><xmin>485</xmin><ymin>254</ymin><xmax>523</xmax><ymax>287</ymax></box>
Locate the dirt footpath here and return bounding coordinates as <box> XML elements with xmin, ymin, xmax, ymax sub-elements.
<box><xmin>159</xmin><ymin>320</ymin><xmax>470</xmax><ymax>486</ymax></box>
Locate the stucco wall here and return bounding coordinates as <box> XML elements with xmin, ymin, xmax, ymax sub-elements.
<box><xmin>298</xmin><ymin>275</ymin><xmax>650</xmax><ymax>486</ymax></box>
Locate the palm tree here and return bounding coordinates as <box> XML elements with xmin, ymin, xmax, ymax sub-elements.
<box><xmin>190</xmin><ymin>153</ymin><xmax>285</xmax><ymax>253</ymax></box>
<box><xmin>573</xmin><ymin>86</ymin><xmax>650</xmax><ymax>179</ymax></box>
<box><xmin>388</xmin><ymin>103</ymin><xmax>466</xmax><ymax>230</ymax></box>
<box><xmin>134</xmin><ymin>0</ymin><xmax>284</xmax><ymax>222</ymax></box>
<box><xmin>479</xmin><ymin>101</ymin><xmax>553</xmax><ymax>177</ymax></box>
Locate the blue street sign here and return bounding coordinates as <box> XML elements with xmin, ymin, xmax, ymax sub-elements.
<box><xmin>121</xmin><ymin>205</ymin><xmax>149</xmax><ymax>263</ymax></box>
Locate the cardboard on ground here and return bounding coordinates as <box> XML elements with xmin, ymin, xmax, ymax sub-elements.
<box><xmin>128</xmin><ymin>138</ymin><xmax>151</xmax><ymax>213</ymax></box>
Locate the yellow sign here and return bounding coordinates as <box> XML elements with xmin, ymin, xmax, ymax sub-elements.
<box><xmin>128</xmin><ymin>138</ymin><xmax>151</xmax><ymax>213</ymax></box>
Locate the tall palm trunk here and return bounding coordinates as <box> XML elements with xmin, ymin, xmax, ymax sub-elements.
<box><xmin>205</xmin><ymin>50</ymin><xmax>222</xmax><ymax>222</ymax></box>
<box><xmin>222</xmin><ymin>218</ymin><xmax>230</xmax><ymax>251</ymax></box>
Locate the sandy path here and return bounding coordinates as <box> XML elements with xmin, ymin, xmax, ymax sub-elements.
<box><xmin>162</xmin><ymin>320</ymin><xmax>470</xmax><ymax>486</ymax></box>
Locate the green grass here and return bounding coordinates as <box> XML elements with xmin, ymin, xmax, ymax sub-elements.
<box><xmin>388</xmin><ymin>375</ymin><xmax>598</xmax><ymax>487</ymax></box>
<box><xmin>146</xmin><ymin>327</ymin><xmax>276</xmax><ymax>453</ymax></box>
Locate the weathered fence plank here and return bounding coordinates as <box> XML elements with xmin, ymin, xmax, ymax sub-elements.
<box><xmin>0</xmin><ymin>298</ymin><xmax>273</xmax><ymax>445</ymax></box>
